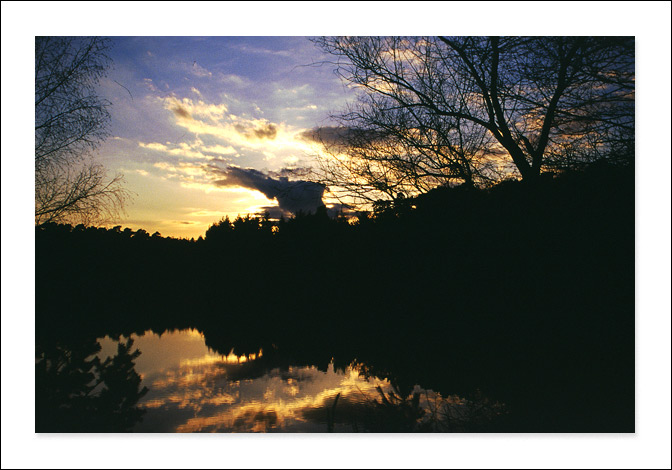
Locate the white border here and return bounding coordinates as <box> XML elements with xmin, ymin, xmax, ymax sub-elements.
<box><xmin>2</xmin><ymin>2</ymin><xmax>670</xmax><ymax>469</ymax></box>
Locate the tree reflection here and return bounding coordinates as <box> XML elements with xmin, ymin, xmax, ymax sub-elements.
<box><xmin>36</xmin><ymin>337</ymin><xmax>148</xmax><ymax>432</ymax></box>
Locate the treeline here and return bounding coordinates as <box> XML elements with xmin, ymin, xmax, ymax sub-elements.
<box><xmin>35</xmin><ymin>162</ymin><xmax>634</xmax><ymax>431</ymax></box>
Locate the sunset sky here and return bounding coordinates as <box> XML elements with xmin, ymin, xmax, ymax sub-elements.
<box><xmin>96</xmin><ymin>36</ymin><xmax>357</xmax><ymax>238</ymax></box>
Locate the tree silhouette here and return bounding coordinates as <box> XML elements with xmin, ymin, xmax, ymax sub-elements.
<box><xmin>35</xmin><ymin>337</ymin><xmax>148</xmax><ymax>432</ymax></box>
<box><xmin>35</xmin><ymin>36</ymin><xmax>129</xmax><ymax>225</ymax></box>
<box><xmin>311</xmin><ymin>36</ymin><xmax>634</xmax><ymax>202</ymax></box>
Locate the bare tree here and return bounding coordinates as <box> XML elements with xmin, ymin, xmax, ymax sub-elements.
<box><xmin>35</xmin><ymin>36</ymin><xmax>128</xmax><ymax>225</ymax></box>
<box><xmin>311</xmin><ymin>36</ymin><xmax>634</xmax><ymax>202</ymax></box>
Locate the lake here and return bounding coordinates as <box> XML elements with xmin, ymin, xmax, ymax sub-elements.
<box><xmin>99</xmin><ymin>329</ymin><xmax>504</xmax><ymax>432</ymax></box>
<box><xmin>36</xmin><ymin>327</ymin><xmax>506</xmax><ymax>433</ymax></box>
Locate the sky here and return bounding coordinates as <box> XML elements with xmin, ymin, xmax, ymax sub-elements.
<box><xmin>96</xmin><ymin>36</ymin><xmax>357</xmax><ymax>239</ymax></box>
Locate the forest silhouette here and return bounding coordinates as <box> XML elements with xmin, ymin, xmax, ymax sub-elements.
<box><xmin>35</xmin><ymin>161</ymin><xmax>633</xmax><ymax>432</ymax></box>
<box><xmin>35</xmin><ymin>336</ymin><xmax>148</xmax><ymax>432</ymax></box>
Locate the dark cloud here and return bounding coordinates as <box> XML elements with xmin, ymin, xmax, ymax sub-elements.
<box><xmin>298</xmin><ymin>126</ymin><xmax>383</xmax><ymax>147</ymax></box>
<box><xmin>298</xmin><ymin>126</ymin><xmax>349</xmax><ymax>145</ymax></box>
<box><xmin>214</xmin><ymin>167</ymin><xmax>326</xmax><ymax>216</ymax></box>
<box><xmin>252</xmin><ymin>123</ymin><xmax>277</xmax><ymax>140</ymax></box>
<box><xmin>172</xmin><ymin>105</ymin><xmax>192</xmax><ymax>119</ymax></box>
<box><xmin>234</xmin><ymin>122</ymin><xmax>278</xmax><ymax>140</ymax></box>
<box><xmin>253</xmin><ymin>206</ymin><xmax>287</xmax><ymax>219</ymax></box>
<box><xmin>269</xmin><ymin>167</ymin><xmax>312</xmax><ymax>179</ymax></box>
<box><xmin>254</xmin><ymin>202</ymin><xmax>353</xmax><ymax>219</ymax></box>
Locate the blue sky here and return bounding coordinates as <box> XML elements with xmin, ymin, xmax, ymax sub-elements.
<box><xmin>96</xmin><ymin>36</ymin><xmax>357</xmax><ymax>238</ymax></box>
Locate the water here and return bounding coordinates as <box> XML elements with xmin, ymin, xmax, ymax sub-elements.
<box><xmin>89</xmin><ymin>329</ymin><xmax>496</xmax><ymax>432</ymax></box>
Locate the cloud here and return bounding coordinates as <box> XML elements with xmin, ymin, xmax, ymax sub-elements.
<box><xmin>201</xmin><ymin>144</ymin><xmax>237</xmax><ymax>156</ymax></box>
<box><xmin>299</xmin><ymin>126</ymin><xmax>386</xmax><ymax>148</ymax></box>
<box><xmin>152</xmin><ymin>161</ymin><xmax>211</xmax><ymax>180</ymax></box>
<box><xmin>219</xmin><ymin>74</ymin><xmax>250</xmax><ymax>87</ymax></box>
<box><xmin>172</xmin><ymin>105</ymin><xmax>192</xmax><ymax>120</ymax></box>
<box><xmin>161</xmin><ymin>96</ymin><xmax>229</xmax><ymax>122</ymax></box>
<box><xmin>154</xmin><ymin>96</ymin><xmax>317</xmax><ymax>164</ymax></box>
<box><xmin>143</xmin><ymin>78</ymin><xmax>158</xmax><ymax>92</ymax></box>
<box><xmin>160</xmin><ymin>96</ymin><xmax>279</xmax><ymax>142</ymax></box>
<box><xmin>299</xmin><ymin>126</ymin><xmax>356</xmax><ymax>146</ymax></box>
<box><xmin>190</xmin><ymin>61</ymin><xmax>212</xmax><ymax>78</ymax></box>
<box><xmin>139</xmin><ymin>141</ymin><xmax>233</xmax><ymax>161</ymax></box>
<box><xmin>214</xmin><ymin>167</ymin><xmax>326</xmax><ymax>216</ymax></box>
<box><xmin>187</xmin><ymin>209</ymin><xmax>230</xmax><ymax>218</ymax></box>
<box><xmin>231</xmin><ymin>44</ymin><xmax>293</xmax><ymax>57</ymax></box>
<box><xmin>234</xmin><ymin>122</ymin><xmax>278</xmax><ymax>141</ymax></box>
<box><xmin>252</xmin><ymin>123</ymin><xmax>278</xmax><ymax>140</ymax></box>
<box><xmin>253</xmin><ymin>205</ymin><xmax>287</xmax><ymax>219</ymax></box>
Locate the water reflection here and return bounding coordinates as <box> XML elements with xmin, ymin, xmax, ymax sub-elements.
<box><xmin>93</xmin><ymin>329</ymin><xmax>505</xmax><ymax>432</ymax></box>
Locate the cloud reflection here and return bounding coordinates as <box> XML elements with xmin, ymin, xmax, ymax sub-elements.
<box><xmin>99</xmin><ymin>330</ymin><xmax>395</xmax><ymax>432</ymax></box>
<box><xmin>172</xmin><ymin>363</ymin><xmax>393</xmax><ymax>432</ymax></box>
<box><xmin>97</xmin><ymin>329</ymin><xmax>492</xmax><ymax>432</ymax></box>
